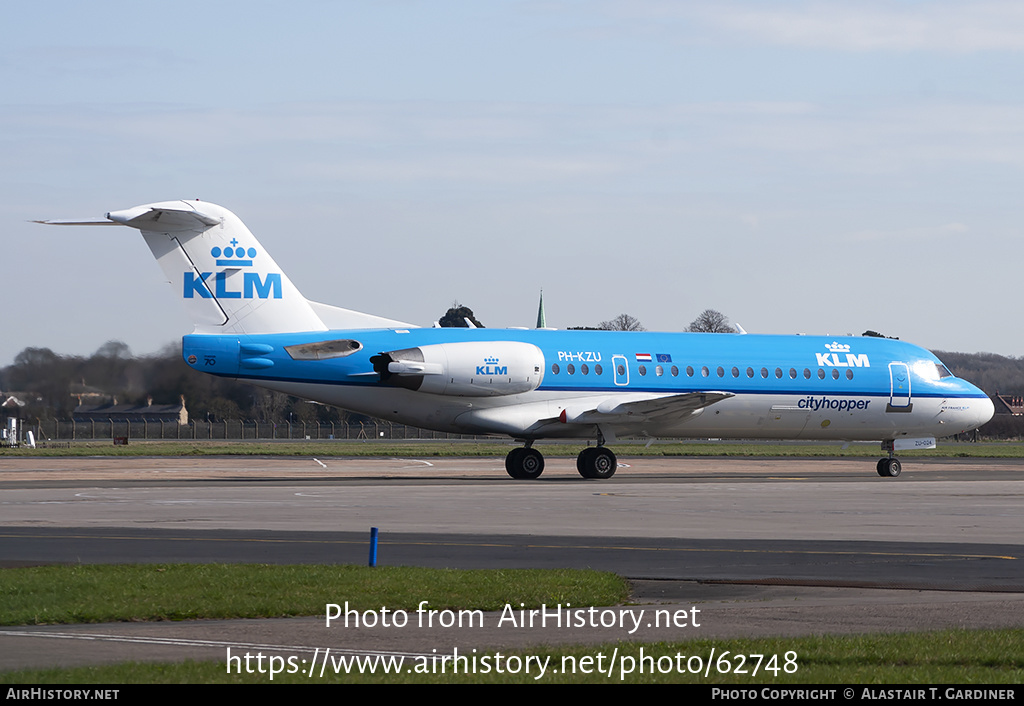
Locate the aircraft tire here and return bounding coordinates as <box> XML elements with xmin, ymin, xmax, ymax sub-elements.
<box><xmin>576</xmin><ymin>447</ymin><xmax>597</xmax><ymax>478</ymax></box>
<box><xmin>578</xmin><ymin>447</ymin><xmax>617</xmax><ymax>479</ymax></box>
<box><xmin>505</xmin><ymin>448</ymin><xmax>525</xmax><ymax>479</ymax></box>
<box><xmin>507</xmin><ymin>447</ymin><xmax>544</xmax><ymax>480</ymax></box>
<box><xmin>877</xmin><ymin>457</ymin><xmax>902</xmax><ymax>477</ymax></box>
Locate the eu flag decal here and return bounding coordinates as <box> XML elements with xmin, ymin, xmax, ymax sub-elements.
<box><xmin>656</xmin><ymin>353</ymin><xmax>672</xmax><ymax>363</ymax></box>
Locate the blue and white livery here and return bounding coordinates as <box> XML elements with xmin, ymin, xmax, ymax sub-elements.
<box><xmin>41</xmin><ymin>200</ymin><xmax>994</xmax><ymax>479</ymax></box>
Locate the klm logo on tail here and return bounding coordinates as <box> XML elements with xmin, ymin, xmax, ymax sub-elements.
<box><xmin>184</xmin><ymin>242</ymin><xmax>282</xmax><ymax>300</ymax></box>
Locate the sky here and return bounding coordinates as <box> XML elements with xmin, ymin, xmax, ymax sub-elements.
<box><xmin>3</xmin><ymin>0</ymin><xmax>1024</xmax><ymax>366</ymax></box>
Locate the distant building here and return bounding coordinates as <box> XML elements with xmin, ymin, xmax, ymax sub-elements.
<box><xmin>2</xmin><ymin>392</ymin><xmax>36</xmax><ymax>418</ymax></box>
<box><xmin>993</xmin><ymin>394</ymin><xmax>1024</xmax><ymax>416</ymax></box>
<box><xmin>73</xmin><ymin>395</ymin><xmax>188</xmax><ymax>425</ymax></box>
<box><xmin>2</xmin><ymin>395</ymin><xmax>28</xmax><ymax>413</ymax></box>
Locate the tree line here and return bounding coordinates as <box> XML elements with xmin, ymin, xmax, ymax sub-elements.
<box><xmin>0</xmin><ymin>342</ymin><xmax>356</xmax><ymax>424</ymax></box>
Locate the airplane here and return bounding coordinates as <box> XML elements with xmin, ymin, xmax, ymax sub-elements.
<box><xmin>39</xmin><ymin>200</ymin><xmax>994</xmax><ymax>480</ymax></box>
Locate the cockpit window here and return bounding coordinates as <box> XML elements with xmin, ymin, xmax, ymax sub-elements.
<box><xmin>913</xmin><ymin>361</ymin><xmax>954</xmax><ymax>381</ymax></box>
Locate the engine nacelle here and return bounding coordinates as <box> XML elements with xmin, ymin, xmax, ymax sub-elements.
<box><xmin>370</xmin><ymin>341</ymin><xmax>545</xmax><ymax>397</ymax></box>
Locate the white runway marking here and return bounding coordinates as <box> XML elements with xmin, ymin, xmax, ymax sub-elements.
<box><xmin>0</xmin><ymin>629</ymin><xmax>430</xmax><ymax>659</ymax></box>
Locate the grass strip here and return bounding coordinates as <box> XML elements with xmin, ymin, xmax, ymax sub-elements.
<box><xmin>0</xmin><ymin>564</ymin><xmax>628</xmax><ymax>626</ymax></box>
<box><xmin>3</xmin><ymin>630</ymin><xmax>1021</xmax><ymax>683</ymax></box>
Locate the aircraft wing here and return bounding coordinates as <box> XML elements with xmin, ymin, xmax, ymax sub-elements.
<box><xmin>566</xmin><ymin>391</ymin><xmax>734</xmax><ymax>425</ymax></box>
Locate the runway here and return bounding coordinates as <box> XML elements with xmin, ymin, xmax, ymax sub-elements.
<box><xmin>1</xmin><ymin>454</ymin><xmax>1022</xmax><ymax>672</ymax></box>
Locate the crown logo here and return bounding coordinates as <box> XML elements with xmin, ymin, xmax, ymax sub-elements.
<box><xmin>826</xmin><ymin>341</ymin><xmax>850</xmax><ymax>353</ymax></box>
<box><xmin>211</xmin><ymin>238</ymin><xmax>257</xmax><ymax>266</ymax></box>
<box><xmin>484</xmin><ymin>357</ymin><xmax>499</xmax><ymax>365</ymax></box>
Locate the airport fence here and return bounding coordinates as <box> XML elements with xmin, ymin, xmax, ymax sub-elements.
<box><xmin>29</xmin><ymin>419</ymin><xmax>494</xmax><ymax>443</ymax></box>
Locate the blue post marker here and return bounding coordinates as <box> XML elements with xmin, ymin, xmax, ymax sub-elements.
<box><xmin>368</xmin><ymin>527</ymin><xmax>379</xmax><ymax>567</ymax></box>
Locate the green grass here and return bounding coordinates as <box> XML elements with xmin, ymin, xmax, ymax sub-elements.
<box><xmin>0</xmin><ymin>564</ymin><xmax>628</xmax><ymax>626</ymax></box>
<box><xmin>1</xmin><ymin>565</ymin><xmax>1020</xmax><ymax>683</ymax></box>
<box><xmin>3</xmin><ymin>630</ymin><xmax>1021</xmax><ymax>683</ymax></box>
<box><xmin>4</xmin><ymin>439</ymin><xmax>1024</xmax><ymax>458</ymax></box>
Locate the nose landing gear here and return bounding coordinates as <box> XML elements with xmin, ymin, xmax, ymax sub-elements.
<box><xmin>876</xmin><ymin>457</ymin><xmax>901</xmax><ymax>477</ymax></box>
<box><xmin>877</xmin><ymin>440</ymin><xmax>902</xmax><ymax>477</ymax></box>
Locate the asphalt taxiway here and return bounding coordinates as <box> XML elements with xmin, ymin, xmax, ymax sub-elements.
<box><xmin>1</xmin><ymin>454</ymin><xmax>1022</xmax><ymax>671</ymax></box>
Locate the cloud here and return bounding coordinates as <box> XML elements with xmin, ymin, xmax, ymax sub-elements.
<box><xmin>618</xmin><ymin>1</ymin><xmax>1024</xmax><ymax>53</ymax></box>
<box><xmin>844</xmin><ymin>222</ymin><xmax>970</xmax><ymax>242</ymax></box>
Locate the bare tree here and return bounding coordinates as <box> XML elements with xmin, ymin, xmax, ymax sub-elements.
<box><xmin>686</xmin><ymin>309</ymin><xmax>732</xmax><ymax>333</ymax></box>
<box><xmin>597</xmin><ymin>313</ymin><xmax>645</xmax><ymax>331</ymax></box>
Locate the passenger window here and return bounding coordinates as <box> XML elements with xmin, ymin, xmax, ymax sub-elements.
<box><xmin>617</xmin><ymin>364</ymin><xmax>625</xmax><ymax>376</ymax></box>
<box><xmin>716</xmin><ymin>366</ymin><xmax>724</xmax><ymax>377</ymax></box>
<box><xmin>731</xmin><ymin>366</ymin><xmax>739</xmax><ymax>378</ymax></box>
<box><xmin>551</xmin><ymin>364</ymin><xmax>560</xmax><ymax>375</ymax></box>
<box><xmin>789</xmin><ymin>368</ymin><xmax>797</xmax><ymax>379</ymax></box>
<box><xmin>846</xmin><ymin>369</ymin><xmax>853</xmax><ymax>380</ymax></box>
<box><xmin>595</xmin><ymin>364</ymin><xmax>603</xmax><ymax>376</ymax></box>
<box><xmin>701</xmin><ymin>366</ymin><xmax>710</xmax><ymax>377</ymax></box>
<box><xmin>567</xmin><ymin>363</ymin><xmax>575</xmax><ymax>375</ymax></box>
<box><xmin>686</xmin><ymin>366</ymin><xmax>694</xmax><ymax>377</ymax></box>
<box><xmin>775</xmin><ymin>367</ymin><xmax>783</xmax><ymax>379</ymax></box>
<box><xmin>803</xmin><ymin>368</ymin><xmax>811</xmax><ymax>379</ymax></box>
<box><xmin>671</xmin><ymin>366</ymin><xmax>679</xmax><ymax>376</ymax></box>
<box><xmin>817</xmin><ymin>369</ymin><xmax>826</xmax><ymax>379</ymax></box>
<box><xmin>638</xmin><ymin>365</ymin><xmax>647</xmax><ymax>376</ymax></box>
<box><xmin>581</xmin><ymin>363</ymin><xmax>589</xmax><ymax>375</ymax></box>
<box><xmin>760</xmin><ymin>367</ymin><xmax>769</xmax><ymax>378</ymax></box>
<box><xmin>832</xmin><ymin>369</ymin><xmax>840</xmax><ymax>380</ymax></box>
<box><xmin>746</xmin><ymin>367</ymin><xmax>754</xmax><ymax>378</ymax></box>
<box><xmin>656</xmin><ymin>365</ymin><xmax>664</xmax><ymax>377</ymax></box>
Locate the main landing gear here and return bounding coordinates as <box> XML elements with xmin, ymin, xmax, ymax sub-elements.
<box><xmin>876</xmin><ymin>456</ymin><xmax>901</xmax><ymax>477</ymax></box>
<box><xmin>876</xmin><ymin>439</ymin><xmax>902</xmax><ymax>477</ymax></box>
<box><xmin>505</xmin><ymin>445</ymin><xmax>545</xmax><ymax>480</ymax></box>
<box><xmin>577</xmin><ymin>446</ymin><xmax>617</xmax><ymax>479</ymax></box>
<box><xmin>504</xmin><ymin>443</ymin><xmax>619</xmax><ymax>480</ymax></box>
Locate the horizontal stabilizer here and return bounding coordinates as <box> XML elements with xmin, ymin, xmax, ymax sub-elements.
<box><xmin>107</xmin><ymin>204</ymin><xmax>222</xmax><ymax>231</ymax></box>
<box><xmin>37</xmin><ymin>202</ymin><xmax>222</xmax><ymax>232</ymax></box>
<box><xmin>32</xmin><ymin>218</ymin><xmax>119</xmax><ymax>226</ymax></box>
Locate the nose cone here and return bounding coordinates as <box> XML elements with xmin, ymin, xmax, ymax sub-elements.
<box><xmin>953</xmin><ymin>382</ymin><xmax>994</xmax><ymax>433</ymax></box>
<box><xmin>974</xmin><ymin>395</ymin><xmax>995</xmax><ymax>429</ymax></box>
<box><xmin>942</xmin><ymin>381</ymin><xmax>993</xmax><ymax>435</ymax></box>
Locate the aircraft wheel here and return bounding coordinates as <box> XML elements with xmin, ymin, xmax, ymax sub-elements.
<box><xmin>876</xmin><ymin>458</ymin><xmax>887</xmax><ymax>477</ymax></box>
<box><xmin>576</xmin><ymin>447</ymin><xmax>597</xmax><ymax>477</ymax></box>
<box><xmin>507</xmin><ymin>447</ymin><xmax>544</xmax><ymax>480</ymax></box>
<box><xmin>505</xmin><ymin>448</ymin><xmax>525</xmax><ymax>478</ymax></box>
<box><xmin>573</xmin><ymin>446</ymin><xmax>598</xmax><ymax>473</ymax></box>
<box><xmin>881</xmin><ymin>458</ymin><xmax>901</xmax><ymax>478</ymax></box>
<box><xmin>578</xmin><ymin>447</ymin><xmax>617</xmax><ymax>479</ymax></box>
